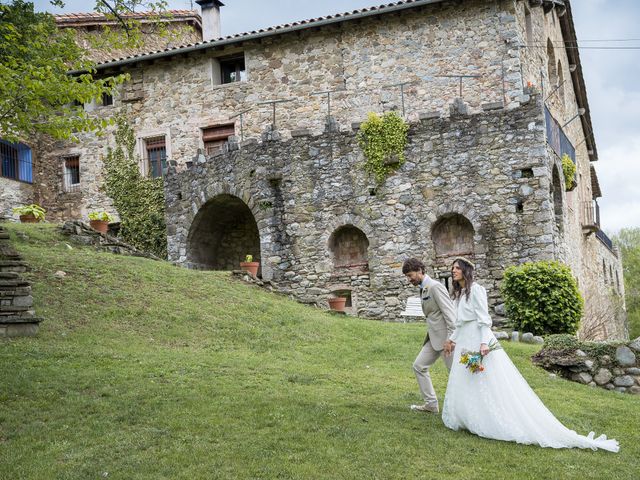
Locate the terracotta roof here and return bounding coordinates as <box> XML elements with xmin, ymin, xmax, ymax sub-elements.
<box><xmin>55</xmin><ymin>10</ymin><xmax>201</xmax><ymax>26</ymax></box>
<box><xmin>85</xmin><ymin>0</ymin><xmax>441</xmax><ymax>70</ymax></box>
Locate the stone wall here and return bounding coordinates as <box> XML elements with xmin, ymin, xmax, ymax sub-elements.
<box><xmin>165</xmin><ymin>97</ymin><xmax>556</xmax><ymax>321</ymax></box>
<box><xmin>533</xmin><ymin>337</ymin><xmax>640</xmax><ymax>395</ymax></box>
<box><xmin>35</xmin><ymin>0</ymin><xmax>524</xmax><ymax>223</ymax></box>
<box><xmin>514</xmin><ymin>1</ymin><xmax>626</xmax><ymax>339</ymax></box>
<box><xmin>0</xmin><ymin>178</ymin><xmax>33</xmax><ymax>221</ymax></box>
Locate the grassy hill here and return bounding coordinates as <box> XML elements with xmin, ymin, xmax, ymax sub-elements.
<box><xmin>1</xmin><ymin>224</ymin><xmax>638</xmax><ymax>480</ymax></box>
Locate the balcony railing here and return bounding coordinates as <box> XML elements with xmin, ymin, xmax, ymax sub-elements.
<box><xmin>545</xmin><ymin>106</ymin><xmax>576</xmax><ymax>164</ymax></box>
<box><xmin>596</xmin><ymin>229</ymin><xmax>615</xmax><ymax>252</ymax></box>
<box><xmin>581</xmin><ymin>201</ymin><xmax>598</xmax><ymax>234</ymax></box>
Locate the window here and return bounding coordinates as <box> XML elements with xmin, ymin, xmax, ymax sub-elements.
<box><xmin>524</xmin><ymin>6</ymin><xmax>533</xmax><ymax>45</ymax></box>
<box><xmin>101</xmin><ymin>92</ymin><xmax>113</xmax><ymax>106</ymax></box>
<box><xmin>557</xmin><ymin>60</ymin><xmax>565</xmax><ymax>105</ymax></box>
<box><xmin>220</xmin><ymin>55</ymin><xmax>246</xmax><ymax>84</ymax></box>
<box><xmin>145</xmin><ymin>136</ymin><xmax>167</xmax><ymax>178</ymax></box>
<box><xmin>0</xmin><ymin>139</ymin><xmax>32</xmax><ymax>183</ymax></box>
<box><xmin>63</xmin><ymin>156</ymin><xmax>80</xmax><ymax>192</ymax></box>
<box><xmin>202</xmin><ymin>123</ymin><xmax>235</xmax><ymax>156</ymax></box>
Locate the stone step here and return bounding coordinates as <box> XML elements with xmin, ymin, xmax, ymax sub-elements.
<box><xmin>0</xmin><ymin>315</ymin><xmax>43</xmax><ymax>324</ymax></box>
<box><xmin>0</xmin><ymin>272</ymin><xmax>19</xmax><ymax>279</ymax></box>
<box><xmin>0</xmin><ymin>279</ymin><xmax>30</xmax><ymax>288</ymax></box>
<box><xmin>0</xmin><ymin>305</ymin><xmax>33</xmax><ymax>312</ymax></box>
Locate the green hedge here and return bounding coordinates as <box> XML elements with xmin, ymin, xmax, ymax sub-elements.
<box><xmin>501</xmin><ymin>261</ymin><xmax>583</xmax><ymax>335</ymax></box>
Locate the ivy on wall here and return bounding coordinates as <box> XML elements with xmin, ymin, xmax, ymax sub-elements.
<box><xmin>357</xmin><ymin>111</ymin><xmax>409</xmax><ymax>184</ymax></box>
<box><xmin>103</xmin><ymin>116</ymin><xmax>167</xmax><ymax>258</ymax></box>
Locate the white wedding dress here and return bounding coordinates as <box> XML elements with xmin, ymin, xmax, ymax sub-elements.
<box><xmin>441</xmin><ymin>283</ymin><xmax>619</xmax><ymax>452</ymax></box>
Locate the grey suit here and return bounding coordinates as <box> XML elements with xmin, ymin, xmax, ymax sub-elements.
<box><xmin>413</xmin><ymin>276</ymin><xmax>456</xmax><ymax>407</ymax></box>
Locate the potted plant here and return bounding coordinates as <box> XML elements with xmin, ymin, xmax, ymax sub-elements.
<box><xmin>12</xmin><ymin>204</ymin><xmax>46</xmax><ymax>223</ymax></box>
<box><xmin>88</xmin><ymin>211</ymin><xmax>113</xmax><ymax>234</ymax></box>
<box><xmin>240</xmin><ymin>254</ymin><xmax>260</xmax><ymax>277</ymax></box>
<box><xmin>328</xmin><ymin>296</ymin><xmax>347</xmax><ymax>312</ymax></box>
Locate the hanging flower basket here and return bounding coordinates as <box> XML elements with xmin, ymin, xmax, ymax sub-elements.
<box><xmin>328</xmin><ymin>297</ymin><xmax>347</xmax><ymax>312</ymax></box>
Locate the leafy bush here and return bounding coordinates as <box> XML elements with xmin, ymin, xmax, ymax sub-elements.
<box><xmin>103</xmin><ymin>116</ymin><xmax>167</xmax><ymax>258</ymax></box>
<box><xmin>501</xmin><ymin>261</ymin><xmax>583</xmax><ymax>335</ymax></box>
<box><xmin>357</xmin><ymin>111</ymin><xmax>409</xmax><ymax>184</ymax></box>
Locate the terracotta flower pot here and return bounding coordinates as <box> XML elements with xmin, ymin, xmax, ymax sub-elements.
<box><xmin>328</xmin><ymin>297</ymin><xmax>347</xmax><ymax>312</ymax></box>
<box><xmin>240</xmin><ymin>261</ymin><xmax>260</xmax><ymax>277</ymax></box>
<box><xmin>89</xmin><ymin>219</ymin><xmax>109</xmax><ymax>234</ymax></box>
<box><xmin>19</xmin><ymin>214</ymin><xmax>38</xmax><ymax>223</ymax></box>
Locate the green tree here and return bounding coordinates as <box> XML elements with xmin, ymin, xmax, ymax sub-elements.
<box><xmin>0</xmin><ymin>0</ymin><xmax>128</xmax><ymax>143</ymax></box>
<box><xmin>612</xmin><ymin>228</ymin><xmax>640</xmax><ymax>338</ymax></box>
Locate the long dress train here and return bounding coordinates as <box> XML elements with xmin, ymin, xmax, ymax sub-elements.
<box><xmin>441</xmin><ymin>283</ymin><xmax>619</xmax><ymax>452</ymax></box>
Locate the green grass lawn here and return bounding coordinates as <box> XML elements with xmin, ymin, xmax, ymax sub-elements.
<box><xmin>1</xmin><ymin>224</ymin><xmax>638</xmax><ymax>480</ymax></box>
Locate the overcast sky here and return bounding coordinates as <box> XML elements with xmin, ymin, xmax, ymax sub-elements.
<box><xmin>33</xmin><ymin>0</ymin><xmax>640</xmax><ymax>234</ymax></box>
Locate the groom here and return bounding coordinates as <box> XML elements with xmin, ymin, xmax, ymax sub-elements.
<box><xmin>402</xmin><ymin>258</ymin><xmax>456</xmax><ymax>413</ymax></box>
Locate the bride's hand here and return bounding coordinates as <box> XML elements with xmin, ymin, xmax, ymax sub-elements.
<box><xmin>480</xmin><ymin>343</ymin><xmax>490</xmax><ymax>356</ymax></box>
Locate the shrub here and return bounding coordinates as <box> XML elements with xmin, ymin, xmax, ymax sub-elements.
<box><xmin>561</xmin><ymin>153</ymin><xmax>576</xmax><ymax>191</ymax></box>
<box><xmin>501</xmin><ymin>261</ymin><xmax>583</xmax><ymax>335</ymax></box>
<box><xmin>103</xmin><ymin>116</ymin><xmax>167</xmax><ymax>258</ymax></box>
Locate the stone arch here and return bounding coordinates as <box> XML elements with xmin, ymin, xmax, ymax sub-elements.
<box><xmin>431</xmin><ymin>213</ymin><xmax>475</xmax><ymax>290</ymax></box>
<box><xmin>547</xmin><ymin>38</ymin><xmax>557</xmax><ymax>87</ymax></box>
<box><xmin>328</xmin><ymin>225</ymin><xmax>370</xmax><ymax>271</ymax></box>
<box><xmin>186</xmin><ymin>193</ymin><xmax>261</xmax><ymax>272</ymax></box>
<box><xmin>431</xmin><ymin>213</ymin><xmax>475</xmax><ymax>259</ymax></box>
<box><xmin>551</xmin><ymin>164</ymin><xmax>563</xmax><ymax>231</ymax></box>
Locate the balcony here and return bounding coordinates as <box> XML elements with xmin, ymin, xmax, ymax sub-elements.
<box><xmin>581</xmin><ymin>200</ymin><xmax>617</xmax><ymax>254</ymax></box>
<box><xmin>581</xmin><ymin>201</ymin><xmax>598</xmax><ymax>235</ymax></box>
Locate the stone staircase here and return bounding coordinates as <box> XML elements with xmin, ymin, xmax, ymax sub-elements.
<box><xmin>0</xmin><ymin>225</ymin><xmax>43</xmax><ymax>337</ymax></box>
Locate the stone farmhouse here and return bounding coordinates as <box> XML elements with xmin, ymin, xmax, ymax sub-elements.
<box><xmin>0</xmin><ymin>0</ymin><xmax>627</xmax><ymax>338</ymax></box>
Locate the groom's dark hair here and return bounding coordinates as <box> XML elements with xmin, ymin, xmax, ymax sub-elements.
<box><xmin>402</xmin><ymin>258</ymin><xmax>425</xmax><ymax>274</ymax></box>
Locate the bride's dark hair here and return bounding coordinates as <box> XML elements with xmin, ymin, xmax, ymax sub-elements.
<box><xmin>451</xmin><ymin>259</ymin><xmax>474</xmax><ymax>301</ymax></box>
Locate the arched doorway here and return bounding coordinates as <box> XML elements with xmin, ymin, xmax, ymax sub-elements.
<box><xmin>186</xmin><ymin>194</ymin><xmax>261</xmax><ymax>272</ymax></box>
<box><xmin>551</xmin><ymin>165</ymin><xmax>564</xmax><ymax>232</ymax></box>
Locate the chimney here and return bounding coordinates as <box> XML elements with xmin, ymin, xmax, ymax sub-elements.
<box><xmin>196</xmin><ymin>0</ymin><xmax>224</xmax><ymax>42</ymax></box>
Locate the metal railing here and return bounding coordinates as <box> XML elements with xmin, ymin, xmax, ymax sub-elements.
<box><xmin>0</xmin><ymin>140</ymin><xmax>33</xmax><ymax>183</ymax></box>
<box><xmin>596</xmin><ymin>229</ymin><xmax>615</xmax><ymax>252</ymax></box>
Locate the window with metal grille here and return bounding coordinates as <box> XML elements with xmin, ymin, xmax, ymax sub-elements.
<box><xmin>220</xmin><ymin>55</ymin><xmax>246</xmax><ymax>84</ymax></box>
<box><xmin>0</xmin><ymin>139</ymin><xmax>32</xmax><ymax>183</ymax></box>
<box><xmin>63</xmin><ymin>156</ymin><xmax>80</xmax><ymax>192</ymax></box>
<box><xmin>202</xmin><ymin>123</ymin><xmax>235</xmax><ymax>156</ymax></box>
<box><xmin>102</xmin><ymin>92</ymin><xmax>113</xmax><ymax>106</ymax></box>
<box><xmin>145</xmin><ymin>136</ymin><xmax>166</xmax><ymax>178</ymax></box>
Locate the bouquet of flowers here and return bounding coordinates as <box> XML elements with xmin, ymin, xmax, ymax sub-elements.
<box><xmin>459</xmin><ymin>340</ymin><xmax>502</xmax><ymax>374</ymax></box>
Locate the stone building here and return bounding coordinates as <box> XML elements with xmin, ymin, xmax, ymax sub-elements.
<box><xmin>1</xmin><ymin>0</ymin><xmax>627</xmax><ymax>338</ymax></box>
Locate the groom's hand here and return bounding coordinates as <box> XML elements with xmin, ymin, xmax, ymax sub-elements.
<box><xmin>443</xmin><ymin>340</ymin><xmax>455</xmax><ymax>356</ymax></box>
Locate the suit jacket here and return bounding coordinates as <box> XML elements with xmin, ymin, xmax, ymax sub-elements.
<box><xmin>420</xmin><ymin>276</ymin><xmax>456</xmax><ymax>351</ymax></box>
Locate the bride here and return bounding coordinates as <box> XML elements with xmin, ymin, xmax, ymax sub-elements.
<box><xmin>441</xmin><ymin>257</ymin><xmax>619</xmax><ymax>452</ymax></box>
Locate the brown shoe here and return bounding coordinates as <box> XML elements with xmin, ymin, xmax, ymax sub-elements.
<box><xmin>410</xmin><ymin>403</ymin><xmax>439</xmax><ymax>413</ymax></box>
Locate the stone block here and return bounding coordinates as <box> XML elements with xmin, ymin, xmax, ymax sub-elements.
<box><xmin>615</xmin><ymin>346</ymin><xmax>636</xmax><ymax>367</ymax></box>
